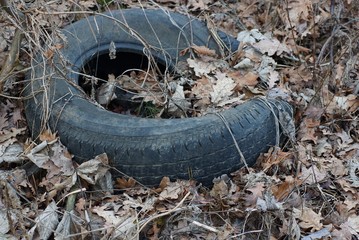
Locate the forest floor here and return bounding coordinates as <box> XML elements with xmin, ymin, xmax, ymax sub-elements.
<box><xmin>0</xmin><ymin>0</ymin><xmax>359</xmax><ymax>239</ymax></box>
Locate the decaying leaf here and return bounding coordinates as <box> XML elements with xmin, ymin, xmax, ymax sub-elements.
<box><xmin>345</xmin><ymin>215</ymin><xmax>359</xmax><ymax>234</ymax></box>
<box><xmin>55</xmin><ymin>210</ymin><xmax>85</xmax><ymax>239</ymax></box>
<box><xmin>301</xmin><ymin>228</ymin><xmax>331</xmax><ymax>240</ymax></box>
<box><xmin>168</xmin><ymin>83</ymin><xmax>191</xmax><ymax>117</ymax></box>
<box><xmin>237</xmin><ymin>29</ymin><xmax>264</xmax><ymax>43</ymax></box>
<box><xmin>115</xmin><ymin>177</ymin><xmax>137</xmax><ymax>189</ymax></box>
<box><xmin>327</xmin><ymin>94</ymin><xmax>359</xmax><ymax>114</ymax></box>
<box><xmin>300</xmin><ymin>164</ymin><xmax>327</xmax><ymax>185</ymax></box>
<box><xmin>0</xmin><ymin>142</ymin><xmax>23</xmax><ymax>164</ymax></box>
<box><xmin>159</xmin><ymin>181</ymin><xmax>183</xmax><ymax>200</ymax></box>
<box><xmin>96</xmin><ymin>74</ymin><xmax>117</xmax><ymax>106</ymax></box>
<box><xmin>187</xmin><ymin>58</ymin><xmax>217</xmax><ymax>77</ymax></box>
<box><xmin>92</xmin><ymin>206</ymin><xmax>137</xmax><ymax>238</ymax></box>
<box><xmin>256</xmin><ymin>191</ymin><xmax>282</xmax><ymax>212</ymax></box>
<box><xmin>191</xmin><ymin>45</ymin><xmax>217</xmax><ymax>57</ymax></box>
<box><xmin>253</xmin><ymin>38</ymin><xmax>291</xmax><ymax>56</ymax></box>
<box><xmin>230</xmin><ymin>71</ymin><xmax>258</xmax><ymax>92</ymax></box>
<box><xmin>298</xmin><ymin>117</ymin><xmax>320</xmax><ymax>143</ymax></box>
<box><xmin>271</xmin><ymin>176</ymin><xmax>301</xmax><ymax>201</ymax></box>
<box><xmin>191</xmin><ymin>76</ymin><xmax>213</xmax><ymax>108</ymax></box>
<box><xmin>78</xmin><ymin>0</ymin><xmax>97</xmax><ymax>8</ymax></box>
<box><xmin>40</xmin><ymin>129</ymin><xmax>57</xmax><ymax>142</ymax></box>
<box><xmin>210</xmin><ymin>72</ymin><xmax>236</xmax><ymax>104</ymax></box>
<box><xmin>237</xmin><ymin>29</ymin><xmax>291</xmax><ymax>56</ymax></box>
<box><xmin>348</xmin><ymin>159</ymin><xmax>359</xmax><ymax>187</ymax></box>
<box><xmin>0</xmin><ymin>208</ymin><xmax>13</xmax><ymax>235</ymax></box>
<box><xmin>259</xmin><ymin>146</ymin><xmax>292</xmax><ymax>171</ymax></box>
<box><xmin>210</xmin><ymin>179</ymin><xmax>229</xmax><ymax>198</ymax></box>
<box><xmin>29</xmin><ymin>201</ymin><xmax>59</xmax><ymax>240</ymax></box>
<box><xmin>293</xmin><ymin>207</ymin><xmax>323</xmax><ymax>231</ymax></box>
<box><xmin>77</xmin><ymin>153</ymin><xmax>110</xmax><ymax>185</ymax></box>
<box><xmin>0</xmin><ymin>127</ymin><xmax>26</xmax><ymax>144</ymax></box>
<box><xmin>257</xmin><ymin>56</ymin><xmax>279</xmax><ymax>88</ymax></box>
<box><xmin>244</xmin><ymin>182</ymin><xmax>265</xmax><ymax>206</ymax></box>
<box><xmin>277</xmin><ymin>0</ymin><xmax>313</xmax><ymax>36</ymax></box>
<box><xmin>315</xmin><ymin>137</ymin><xmax>332</xmax><ymax>156</ymax></box>
<box><xmin>187</xmin><ymin>0</ymin><xmax>209</xmax><ymax>11</ymax></box>
<box><xmin>27</xmin><ymin>140</ymin><xmax>74</xmax><ymax>179</ymax></box>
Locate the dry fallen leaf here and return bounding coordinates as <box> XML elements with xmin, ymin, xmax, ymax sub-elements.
<box><xmin>293</xmin><ymin>206</ymin><xmax>323</xmax><ymax>231</ymax></box>
<box><xmin>168</xmin><ymin>83</ymin><xmax>191</xmax><ymax>117</ymax></box>
<box><xmin>257</xmin><ymin>56</ymin><xmax>279</xmax><ymax>88</ymax></box>
<box><xmin>327</xmin><ymin>94</ymin><xmax>359</xmax><ymax>114</ymax></box>
<box><xmin>191</xmin><ymin>45</ymin><xmax>217</xmax><ymax>57</ymax></box>
<box><xmin>315</xmin><ymin>137</ymin><xmax>332</xmax><ymax>156</ymax></box>
<box><xmin>271</xmin><ymin>176</ymin><xmax>301</xmax><ymax>201</ymax></box>
<box><xmin>43</xmin><ymin>44</ymin><xmax>63</xmax><ymax>59</ymax></box>
<box><xmin>191</xmin><ymin>76</ymin><xmax>213</xmax><ymax>108</ymax></box>
<box><xmin>55</xmin><ymin>210</ymin><xmax>85</xmax><ymax>239</ymax></box>
<box><xmin>187</xmin><ymin>0</ymin><xmax>209</xmax><ymax>11</ymax></box>
<box><xmin>230</xmin><ymin>71</ymin><xmax>258</xmax><ymax>92</ymax></box>
<box><xmin>115</xmin><ymin>177</ymin><xmax>137</xmax><ymax>189</ymax></box>
<box><xmin>0</xmin><ymin>142</ymin><xmax>22</xmax><ymax>164</ymax></box>
<box><xmin>244</xmin><ymin>182</ymin><xmax>265</xmax><ymax>206</ymax></box>
<box><xmin>282</xmin><ymin>64</ymin><xmax>312</xmax><ymax>86</ymax></box>
<box><xmin>210</xmin><ymin>72</ymin><xmax>236</xmax><ymax>104</ymax></box>
<box><xmin>77</xmin><ymin>153</ymin><xmax>110</xmax><ymax>185</ymax></box>
<box><xmin>210</xmin><ymin>179</ymin><xmax>229</xmax><ymax>198</ymax></box>
<box><xmin>345</xmin><ymin>215</ymin><xmax>359</xmax><ymax>234</ymax></box>
<box><xmin>27</xmin><ymin>140</ymin><xmax>75</xmax><ymax>182</ymax></box>
<box><xmin>39</xmin><ymin>129</ymin><xmax>57</xmax><ymax>142</ymax></box>
<box><xmin>253</xmin><ymin>38</ymin><xmax>291</xmax><ymax>56</ymax></box>
<box><xmin>277</xmin><ymin>0</ymin><xmax>313</xmax><ymax>36</ymax></box>
<box><xmin>92</xmin><ymin>206</ymin><xmax>137</xmax><ymax>238</ymax></box>
<box><xmin>78</xmin><ymin>0</ymin><xmax>96</xmax><ymax>8</ymax></box>
<box><xmin>0</xmin><ymin>127</ymin><xmax>26</xmax><ymax>143</ymax></box>
<box><xmin>96</xmin><ymin>74</ymin><xmax>117</xmax><ymax>106</ymax></box>
<box><xmin>259</xmin><ymin>146</ymin><xmax>292</xmax><ymax>171</ymax></box>
<box><xmin>298</xmin><ymin>117</ymin><xmax>320</xmax><ymax>143</ymax></box>
<box><xmin>29</xmin><ymin>201</ymin><xmax>59</xmax><ymax>240</ymax></box>
<box><xmin>0</xmin><ymin>208</ymin><xmax>12</xmax><ymax>235</ymax></box>
<box><xmin>159</xmin><ymin>181</ymin><xmax>183</xmax><ymax>200</ymax></box>
<box><xmin>300</xmin><ymin>164</ymin><xmax>327</xmax><ymax>185</ymax></box>
<box><xmin>237</xmin><ymin>29</ymin><xmax>264</xmax><ymax>43</ymax></box>
<box><xmin>256</xmin><ymin>191</ymin><xmax>282</xmax><ymax>212</ymax></box>
<box><xmin>328</xmin><ymin>157</ymin><xmax>348</xmax><ymax>177</ymax></box>
<box><xmin>51</xmin><ymin>142</ymin><xmax>74</xmax><ymax>176</ymax></box>
<box><xmin>187</xmin><ymin>58</ymin><xmax>217</xmax><ymax>77</ymax></box>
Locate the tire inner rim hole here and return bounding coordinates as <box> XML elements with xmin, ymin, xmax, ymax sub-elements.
<box><xmin>79</xmin><ymin>51</ymin><xmax>170</xmax><ymax>118</ymax></box>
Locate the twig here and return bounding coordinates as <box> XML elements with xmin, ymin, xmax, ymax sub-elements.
<box><xmin>0</xmin><ymin>0</ymin><xmax>24</xmax><ymax>19</ymax></box>
<box><xmin>0</xmin><ymin>0</ymin><xmax>25</xmax><ymax>93</ymax></box>
<box><xmin>135</xmin><ymin>191</ymin><xmax>191</xmax><ymax>238</ymax></box>
<box><xmin>191</xmin><ymin>220</ymin><xmax>219</xmax><ymax>233</ymax></box>
<box><xmin>0</xmin><ymin>28</ymin><xmax>23</xmax><ymax>92</ymax></box>
<box><xmin>230</xmin><ymin>229</ymin><xmax>263</xmax><ymax>238</ymax></box>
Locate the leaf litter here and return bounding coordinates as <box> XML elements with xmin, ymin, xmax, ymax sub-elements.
<box><xmin>0</xmin><ymin>0</ymin><xmax>359</xmax><ymax>239</ymax></box>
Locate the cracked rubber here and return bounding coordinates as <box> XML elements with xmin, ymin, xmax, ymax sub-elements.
<box><xmin>23</xmin><ymin>9</ymin><xmax>292</xmax><ymax>186</ymax></box>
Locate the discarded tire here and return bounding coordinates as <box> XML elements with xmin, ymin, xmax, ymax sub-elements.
<box><xmin>24</xmin><ymin>9</ymin><xmax>292</xmax><ymax>186</ymax></box>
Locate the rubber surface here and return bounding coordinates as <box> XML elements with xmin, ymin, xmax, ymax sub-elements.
<box><xmin>23</xmin><ymin>9</ymin><xmax>291</xmax><ymax>186</ymax></box>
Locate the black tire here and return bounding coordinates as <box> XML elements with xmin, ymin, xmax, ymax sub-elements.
<box><xmin>23</xmin><ymin>9</ymin><xmax>291</xmax><ymax>186</ymax></box>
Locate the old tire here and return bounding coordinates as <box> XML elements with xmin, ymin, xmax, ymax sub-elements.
<box><xmin>23</xmin><ymin>9</ymin><xmax>291</xmax><ymax>186</ymax></box>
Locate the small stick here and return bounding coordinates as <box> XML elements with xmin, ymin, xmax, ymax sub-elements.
<box><xmin>191</xmin><ymin>220</ymin><xmax>219</xmax><ymax>233</ymax></box>
<box><xmin>0</xmin><ymin>28</ymin><xmax>23</xmax><ymax>92</ymax></box>
<box><xmin>0</xmin><ymin>0</ymin><xmax>25</xmax><ymax>93</ymax></box>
